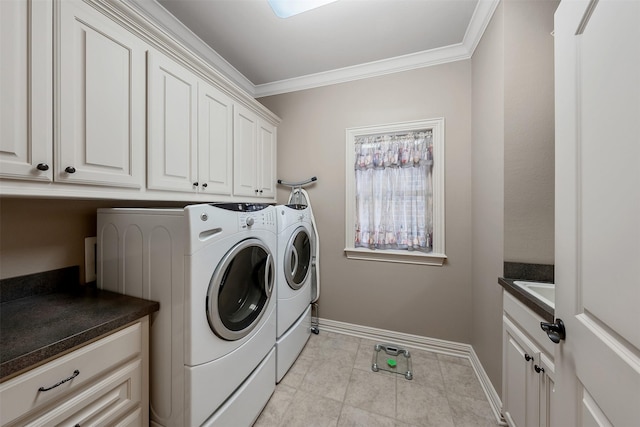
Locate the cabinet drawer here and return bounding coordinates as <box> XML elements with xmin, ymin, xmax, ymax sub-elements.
<box><xmin>0</xmin><ymin>322</ymin><xmax>141</xmax><ymax>425</ymax></box>
<box><xmin>503</xmin><ymin>291</ymin><xmax>555</xmax><ymax>356</ymax></box>
<box><xmin>16</xmin><ymin>359</ymin><xmax>142</xmax><ymax>427</ymax></box>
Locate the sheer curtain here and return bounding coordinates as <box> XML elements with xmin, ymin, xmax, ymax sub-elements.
<box><xmin>354</xmin><ymin>131</ymin><xmax>433</xmax><ymax>252</ymax></box>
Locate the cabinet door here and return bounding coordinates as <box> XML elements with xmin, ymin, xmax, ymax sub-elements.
<box><xmin>257</xmin><ymin>120</ymin><xmax>276</xmax><ymax>198</ymax></box>
<box><xmin>57</xmin><ymin>1</ymin><xmax>145</xmax><ymax>187</ymax></box>
<box><xmin>0</xmin><ymin>0</ymin><xmax>52</xmax><ymax>181</ymax></box>
<box><xmin>233</xmin><ymin>104</ymin><xmax>259</xmax><ymax>197</ymax></box>
<box><xmin>198</xmin><ymin>80</ymin><xmax>233</xmax><ymax>195</ymax></box>
<box><xmin>503</xmin><ymin>317</ymin><xmax>540</xmax><ymax>427</ymax></box>
<box><xmin>538</xmin><ymin>353</ymin><xmax>554</xmax><ymax>427</ymax></box>
<box><xmin>147</xmin><ymin>50</ymin><xmax>198</xmax><ymax>192</ymax></box>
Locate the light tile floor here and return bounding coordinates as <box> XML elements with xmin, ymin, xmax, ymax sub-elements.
<box><xmin>254</xmin><ymin>332</ymin><xmax>501</xmax><ymax>427</ymax></box>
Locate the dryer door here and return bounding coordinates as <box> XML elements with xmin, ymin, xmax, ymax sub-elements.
<box><xmin>284</xmin><ymin>226</ymin><xmax>312</xmax><ymax>290</ymax></box>
<box><xmin>207</xmin><ymin>238</ymin><xmax>274</xmax><ymax>341</ymax></box>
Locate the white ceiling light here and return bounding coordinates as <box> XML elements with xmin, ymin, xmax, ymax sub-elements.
<box><xmin>267</xmin><ymin>0</ymin><xmax>339</xmax><ymax>18</ymax></box>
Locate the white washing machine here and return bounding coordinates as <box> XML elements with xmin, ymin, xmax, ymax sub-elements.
<box><xmin>97</xmin><ymin>203</ymin><xmax>277</xmax><ymax>427</ymax></box>
<box><xmin>275</xmin><ymin>204</ymin><xmax>314</xmax><ymax>382</ymax></box>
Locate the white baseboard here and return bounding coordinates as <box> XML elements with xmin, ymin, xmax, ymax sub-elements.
<box><xmin>317</xmin><ymin>317</ymin><xmax>507</xmax><ymax>425</ymax></box>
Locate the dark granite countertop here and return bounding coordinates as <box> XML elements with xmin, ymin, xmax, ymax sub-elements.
<box><xmin>499</xmin><ymin>277</ymin><xmax>554</xmax><ymax>323</ymax></box>
<box><xmin>0</xmin><ymin>267</ymin><xmax>159</xmax><ymax>381</ymax></box>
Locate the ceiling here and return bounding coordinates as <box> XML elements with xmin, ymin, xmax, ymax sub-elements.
<box><xmin>128</xmin><ymin>0</ymin><xmax>498</xmax><ymax>97</ymax></box>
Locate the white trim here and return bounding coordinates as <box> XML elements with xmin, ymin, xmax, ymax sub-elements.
<box><xmin>255</xmin><ymin>0</ymin><xmax>500</xmax><ymax>96</ymax></box>
<box><xmin>254</xmin><ymin>43</ymin><xmax>471</xmax><ymax>97</ymax></box>
<box><xmin>345</xmin><ymin>118</ymin><xmax>446</xmax><ymax>266</ymax></box>
<box><xmin>117</xmin><ymin>0</ymin><xmax>499</xmax><ymax>97</ymax></box>
<box><xmin>317</xmin><ymin>317</ymin><xmax>506</xmax><ymax>425</ymax></box>
<box><xmin>121</xmin><ymin>0</ymin><xmax>255</xmax><ymax>95</ymax></box>
<box><xmin>344</xmin><ymin>248</ymin><xmax>446</xmax><ymax>266</ymax></box>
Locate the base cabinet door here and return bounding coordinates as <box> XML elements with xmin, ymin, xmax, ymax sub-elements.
<box><xmin>56</xmin><ymin>0</ymin><xmax>145</xmax><ymax>188</ymax></box>
<box><xmin>503</xmin><ymin>317</ymin><xmax>540</xmax><ymax>427</ymax></box>
<box><xmin>0</xmin><ymin>0</ymin><xmax>52</xmax><ymax>181</ymax></box>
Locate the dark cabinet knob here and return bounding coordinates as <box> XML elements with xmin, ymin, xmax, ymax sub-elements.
<box><xmin>193</xmin><ymin>182</ymin><xmax>198</xmax><ymax>187</ymax></box>
<box><xmin>202</xmin><ymin>183</ymin><xmax>208</xmax><ymax>188</ymax></box>
<box><xmin>255</xmin><ymin>189</ymin><xmax>259</xmax><ymax>193</ymax></box>
<box><xmin>65</xmin><ymin>166</ymin><xmax>76</xmax><ymax>174</ymax></box>
<box><xmin>36</xmin><ymin>163</ymin><xmax>49</xmax><ymax>171</ymax></box>
<box><xmin>524</xmin><ymin>353</ymin><xmax>532</xmax><ymax>362</ymax></box>
<box><xmin>540</xmin><ymin>319</ymin><xmax>566</xmax><ymax>344</ymax></box>
<box><xmin>534</xmin><ymin>364</ymin><xmax>545</xmax><ymax>374</ymax></box>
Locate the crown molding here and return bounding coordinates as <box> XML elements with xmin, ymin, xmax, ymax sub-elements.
<box><xmin>121</xmin><ymin>0</ymin><xmax>256</xmax><ymax>95</ymax></box>
<box><xmin>125</xmin><ymin>0</ymin><xmax>499</xmax><ymax>98</ymax></box>
<box><xmin>255</xmin><ymin>0</ymin><xmax>500</xmax><ymax>97</ymax></box>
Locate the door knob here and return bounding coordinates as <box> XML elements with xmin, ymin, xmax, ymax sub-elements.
<box><xmin>65</xmin><ymin>166</ymin><xmax>76</xmax><ymax>174</ymax></box>
<box><xmin>36</xmin><ymin>163</ymin><xmax>49</xmax><ymax>171</ymax></box>
<box><xmin>540</xmin><ymin>318</ymin><xmax>566</xmax><ymax>343</ymax></box>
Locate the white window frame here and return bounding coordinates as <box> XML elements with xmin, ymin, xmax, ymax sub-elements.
<box><xmin>344</xmin><ymin>118</ymin><xmax>446</xmax><ymax>266</ymax></box>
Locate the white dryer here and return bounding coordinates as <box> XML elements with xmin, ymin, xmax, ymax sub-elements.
<box><xmin>275</xmin><ymin>204</ymin><xmax>314</xmax><ymax>382</ymax></box>
<box><xmin>97</xmin><ymin>203</ymin><xmax>277</xmax><ymax>427</ymax></box>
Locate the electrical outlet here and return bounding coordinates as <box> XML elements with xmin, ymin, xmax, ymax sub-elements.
<box><xmin>85</xmin><ymin>236</ymin><xmax>97</xmax><ymax>283</ymax></box>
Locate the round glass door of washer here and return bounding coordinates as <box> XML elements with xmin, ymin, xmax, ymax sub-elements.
<box><xmin>284</xmin><ymin>227</ymin><xmax>312</xmax><ymax>290</ymax></box>
<box><xmin>207</xmin><ymin>238</ymin><xmax>274</xmax><ymax>341</ymax></box>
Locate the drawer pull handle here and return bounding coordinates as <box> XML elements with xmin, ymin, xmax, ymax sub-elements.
<box><xmin>38</xmin><ymin>369</ymin><xmax>80</xmax><ymax>392</ymax></box>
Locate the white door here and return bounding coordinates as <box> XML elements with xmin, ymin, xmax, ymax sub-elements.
<box><xmin>554</xmin><ymin>1</ymin><xmax>640</xmax><ymax>425</ymax></box>
<box><xmin>257</xmin><ymin>120</ymin><xmax>276</xmax><ymax>198</ymax></box>
<box><xmin>147</xmin><ymin>50</ymin><xmax>198</xmax><ymax>192</ymax></box>
<box><xmin>233</xmin><ymin>104</ymin><xmax>259</xmax><ymax>197</ymax></box>
<box><xmin>0</xmin><ymin>0</ymin><xmax>52</xmax><ymax>181</ymax></box>
<box><xmin>57</xmin><ymin>0</ymin><xmax>145</xmax><ymax>187</ymax></box>
<box><xmin>198</xmin><ymin>80</ymin><xmax>233</xmax><ymax>195</ymax></box>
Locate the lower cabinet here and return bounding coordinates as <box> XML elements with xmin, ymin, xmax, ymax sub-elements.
<box><xmin>0</xmin><ymin>318</ymin><xmax>149</xmax><ymax>427</ymax></box>
<box><xmin>502</xmin><ymin>292</ymin><xmax>555</xmax><ymax>427</ymax></box>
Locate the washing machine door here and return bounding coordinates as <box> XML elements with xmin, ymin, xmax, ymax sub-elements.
<box><xmin>284</xmin><ymin>226</ymin><xmax>312</xmax><ymax>290</ymax></box>
<box><xmin>207</xmin><ymin>238</ymin><xmax>274</xmax><ymax>341</ymax></box>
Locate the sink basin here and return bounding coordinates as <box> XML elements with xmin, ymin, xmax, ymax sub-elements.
<box><xmin>513</xmin><ymin>281</ymin><xmax>555</xmax><ymax>309</ymax></box>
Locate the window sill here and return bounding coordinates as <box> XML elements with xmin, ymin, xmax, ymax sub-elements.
<box><xmin>344</xmin><ymin>248</ymin><xmax>447</xmax><ymax>266</ymax></box>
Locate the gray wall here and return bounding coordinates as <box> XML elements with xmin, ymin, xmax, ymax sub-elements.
<box><xmin>260</xmin><ymin>61</ymin><xmax>474</xmax><ymax>343</ymax></box>
<box><xmin>504</xmin><ymin>0</ymin><xmax>558</xmax><ymax>264</ymax></box>
<box><xmin>0</xmin><ymin>198</ymin><xmax>110</xmax><ymax>282</ymax></box>
<box><xmin>470</xmin><ymin>1</ymin><xmax>505</xmax><ymax>395</ymax></box>
<box><xmin>468</xmin><ymin>0</ymin><xmax>559</xmax><ymax>394</ymax></box>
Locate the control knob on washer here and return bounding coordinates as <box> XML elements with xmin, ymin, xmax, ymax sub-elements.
<box><xmin>246</xmin><ymin>217</ymin><xmax>254</xmax><ymax>227</ymax></box>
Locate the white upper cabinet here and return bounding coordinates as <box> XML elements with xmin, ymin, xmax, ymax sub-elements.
<box><xmin>257</xmin><ymin>120</ymin><xmax>276</xmax><ymax>199</ymax></box>
<box><xmin>147</xmin><ymin>50</ymin><xmax>199</xmax><ymax>192</ymax></box>
<box><xmin>56</xmin><ymin>0</ymin><xmax>146</xmax><ymax>188</ymax></box>
<box><xmin>234</xmin><ymin>104</ymin><xmax>276</xmax><ymax>199</ymax></box>
<box><xmin>147</xmin><ymin>50</ymin><xmax>234</xmax><ymax>196</ymax></box>
<box><xmin>198</xmin><ymin>80</ymin><xmax>233</xmax><ymax>195</ymax></box>
<box><xmin>0</xmin><ymin>0</ymin><xmax>278</xmax><ymax>201</ymax></box>
<box><xmin>0</xmin><ymin>0</ymin><xmax>53</xmax><ymax>181</ymax></box>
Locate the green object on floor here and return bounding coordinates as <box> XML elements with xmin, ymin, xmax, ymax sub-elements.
<box><xmin>387</xmin><ymin>358</ymin><xmax>397</xmax><ymax>368</ymax></box>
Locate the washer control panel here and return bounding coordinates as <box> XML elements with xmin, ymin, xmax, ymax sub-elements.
<box><xmin>239</xmin><ymin>210</ymin><xmax>276</xmax><ymax>230</ymax></box>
